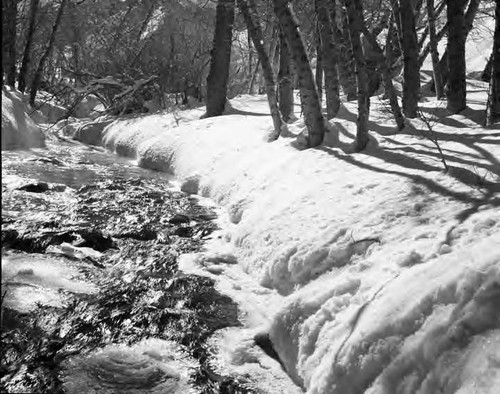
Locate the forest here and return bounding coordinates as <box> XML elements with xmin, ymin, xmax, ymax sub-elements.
<box><xmin>2</xmin><ymin>0</ymin><xmax>499</xmax><ymax>143</ymax></box>
<box><xmin>1</xmin><ymin>0</ymin><xmax>500</xmax><ymax>393</ymax></box>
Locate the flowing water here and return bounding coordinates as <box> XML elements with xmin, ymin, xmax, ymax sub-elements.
<box><xmin>1</xmin><ymin>138</ymin><xmax>254</xmax><ymax>393</ymax></box>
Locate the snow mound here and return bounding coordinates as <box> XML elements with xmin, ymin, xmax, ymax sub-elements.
<box><xmin>102</xmin><ymin>88</ymin><xmax>500</xmax><ymax>392</ymax></box>
<box><xmin>2</xmin><ymin>87</ymin><xmax>45</xmax><ymax>150</ymax></box>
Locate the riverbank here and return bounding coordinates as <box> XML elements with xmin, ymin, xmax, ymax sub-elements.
<box><xmin>100</xmin><ymin>84</ymin><xmax>500</xmax><ymax>393</ymax></box>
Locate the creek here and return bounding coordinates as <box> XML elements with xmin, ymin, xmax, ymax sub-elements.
<box><xmin>1</xmin><ymin>137</ymin><xmax>257</xmax><ymax>393</ymax></box>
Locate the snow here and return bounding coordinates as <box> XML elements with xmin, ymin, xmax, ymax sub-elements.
<box><xmin>2</xmin><ymin>87</ymin><xmax>45</xmax><ymax>150</ymax></box>
<box><xmin>101</xmin><ymin>72</ymin><xmax>500</xmax><ymax>392</ymax></box>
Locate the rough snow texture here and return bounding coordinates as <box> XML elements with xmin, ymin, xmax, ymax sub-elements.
<box><xmin>2</xmin><ymin>88</ymin><xmax>45</xmax><ymax>150</ymax></box>
<box><xmin>102</xmin><ymin>80</ymin><xmax>500</xmax><ymax>392</ymax></box>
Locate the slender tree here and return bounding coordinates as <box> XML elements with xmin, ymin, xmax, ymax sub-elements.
<box><xmin>338</xmin><ymin>5</ymin><xmax>358</xmax><ymax>101</ymax></box>
<box><xmin>237</xmin><ymin>0</ymin><xmax>282</xmax><ymax>137</ymax></box>
<box><xmin>427</xmin><ymin>0</ymin><xmax>444</xmax><ymax>99</ymax></box>
<box><xmin>316</xmin><ymin>0</ymin><xmax>341</xmax><ymax>119</ymax></box>
<box><xmin>486</xmin><ymin>0</ymin><xmax>500</xmax><ymax>126</ymax></box>
<box><xmin>18</xmin><ymin>0</ymin><xmax>40</xmax><ymax>93</ymax></box>
<box><xmin>393</xmin><ymin>0</ymin><xmax>420</xmax><ymax>118</ymax></box>
<box><xmin>204</xmin><ymin>0</ymin><xmax>235</xmax><ymax>117</ymax></box>
<box><xmin>343</xmin><ymin>0</ymin><xmax>370</xmax><ymax>151</ymax></box>
<box><xmin>278</xmin><ymin>28</ymin><xmax>293</xmax><ymax>121</ymax></box>
<box><xmin>446</xmin><ymin>0</ymin><xmax>467</xmax><ymax>113</ymax></box>
<box><xmin>29</xmin><ymin>0</ymin><xmax>67</xmax><ymax>106</ymax></box>
<box><xmin>273</xmin><ymin>0</ymin><xmax>326</xmax><ymax>147</ymax></box>
<box><xmin>2</xmin><ymin>0</ymin><xmax>18</xmax><ymax>87</ymax></box>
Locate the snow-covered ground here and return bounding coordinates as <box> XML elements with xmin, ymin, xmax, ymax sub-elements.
<box><xmin>100</xmin><ymin>72</ymin><xmax>500</xmax><ymax>393</ymax></box>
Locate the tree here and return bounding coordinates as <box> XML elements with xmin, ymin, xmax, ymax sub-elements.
<box><xmin>204</xmin><ymin>0</ymin><xmax>235</xmax><ymax>117</ymax></box>
<box><xmin>237</xmin><ymin>0</ymin><xmax>282</xmax><ymax>137</ymax></box>
<box><xmin>393</xmin><ymin>0</ymin><xmax>420</xmax><ymax>118</ymax></box>
<box><xmin>29</xmin><ymin>0</ymin><xmax>67</xmax><ymax>106</ymax></box>
<box><xmin>18</xmin><ymin>0</ymin><xmax>40</xmax><ymax>93</ymax></box>
<box><xmin>273</xmin><ymin>0</ymin><xmax>326</xmax><ymax>147</ymax></box>
<box><xmin>343</xmin><ymin>0</ymin><xmax>370</xmax><ymax>151</ymax></box>
<box><xmin>486</xmin><ymin>0</ymin><xmax>500</xmax><ymax>126</ymax></box>
<box><xmin>315</xmin><ymin>0</ymin><xmax>341</xmax><ymax>119</ymax></box>
<box><xmin>446</xmin><ymin>0</ymin><xmax>467</xmax><ymax>113</ymax></box>
<box><xmin>278</xmin><ymin>28</ymin><xmax>293</xmax><ymax>121</ymax></box>
<box><xmin>427</xmin><ymin>0</ymin><xmax>444</xmax><ymax>99</ymax></box>
<box><xmin>2</xmin><ymin>0</ymin><xmax>18</xmax><ymax>87</ymax></box>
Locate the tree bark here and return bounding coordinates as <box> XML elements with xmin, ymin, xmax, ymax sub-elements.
<box><xmin>362</xmin><ymin>19</ymin><xmax>405</xmax><ymax>131</ymax></box>
<box><xmin>273</xmin><ymin>0</ymin><xmax>326</xmax><ymax>147</ymax></box>
<box><xmin>486</xmin><ymin>1</ymin><xmax>500</xmax><ymax>126</ymax></box>
<box><xmin>205</xmin><ymin>0</ymin><xmax>235</xmax><ymax>117</ymax></box>
<box><xmin>237</xmin><ymin>0</ymin><xmax>282</xmax><ymax>137</ymax></box>
<box><xmin>315</xmin><ymin>35</ymin><xmax>323</xmax><ymax>103</ymax></box>
<box><xmin>2</xmin><ymin>0</ymin><xmax>18</xmax><ymax>88</ymax></box>
<box><xmin>344</xmin><ymin>0</ymin><xmax>370</xmax><ymax>151</ymax></box>
<box><xmin>338</xmin><ymin>6</ymin><xmax>358</xmax><ymax>101</ymax></box>
<box><xmin>446</xmin><ymin>0</ymin><xmax>466</xmax><ymax>113</ymax></box>
<box><xmin>29</xmin><ymin>0</ymin><xmax>67</xmax><ymax>106</ymax></box>
<box><xmin>316</xmin><ymin>0</ymin><xmax>340</xmax><ymax>119</ymax></box>
<box><xmin>439</xmin><ymin>0</ymin><xmax>480</xmax><ymax>94</ymax></box>
<box><xmin>395</xmin><ymin>0</ymin><xmax>420</xmax><ymax>118</ymax></box>
<box><xmin>427</xmin><ymin>0</ymin><xmax>444</xmax><ymax>99</ymax></box>
<box><xmin>278</xmin><ymin>28</ymin><xmax>293</xmax><ymax>121</ymax></box>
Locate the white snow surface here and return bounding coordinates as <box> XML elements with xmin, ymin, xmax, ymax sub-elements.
<box><xmin>101</xmin><ymin>79</ymin><xmax>500</xmax><ymax>393</ymax></box>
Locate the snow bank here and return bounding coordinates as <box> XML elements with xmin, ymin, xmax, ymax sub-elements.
<box><xmin>1</xmin><ymin>87</ymin><xmax>45</xmax><ymax>150</ymax></box>
<box><xmin>102</xmin><ymin>84</ymin><xmax>500</xmax><ymax>393</ymax></box>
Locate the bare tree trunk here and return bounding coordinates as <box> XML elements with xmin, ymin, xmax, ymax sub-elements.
<box><xmin>273</xmin><ymin>0</ymin><xmax>326</xmax><ymax>147</ymax></box>
<box><xmin>278</xmin><ymin>28</ymin><xmax>293</xmax><ymax>121</ymax></box>
<box><xmin>486</xmin><ymin>1</ymin><xmax>500</xmax><ymax>126</ymax></box>
<box><xmin>362</xmin><ymin>19</ymin><xmax>405</xmax><ymax>131</ymax></box>
<box><xmin>338</xmin><ymin>6</ymin><xmax>358</xmax><ymax>101</ymax></box>
<box><xmin>205</xmin><ymin>0</ymin><xmax>235</xmax><ymax>117</ymax></box>
<box><xmin>2</xmin><ymin>0</ymin><xmax>18</xmax><ymax>87</ymax></box>
<box><xmin>238</xmin><ymin>0</ymin><xmax>282</xmax><ymax>137</ymax></box>
<box><xmin>427</xmin><ymin>0</ymin><xmax>444</xmax><ymax>98</ymax></box>
<box><xmin>344</xmin><ymin>0</ymin><xmax>370</xmax><ymax>151</ymax></box>
<box><xmin>446</xmin><ymin>0</ymin><xmax>466</xmax><ymax>113</ymax></box>
<box><xmin>29</xmin><ymin>0</ymin><xmax>67</xmax><ymax>106</ymax></box>
<box><xmin>315</xmin><ymin>30</ymin><xmax>323</xmax><ymax>103</ymax></box>
<box><xmin>418</xmin><ymin>0</ymin><xmax>446</xmax><ymax>67</ymax></box>
<box><xmin>18</xmin><ymin>0</ymin><xmax>39</xmax><ymax>92</ymax></box>
<box><xmin>395</xmin><ymin>0</ymin><xmax>420</xmax><ymax>118</ymax></box>
<box><xmin>437</xmin><ymin>0</ymin><xmax>480</xmax><ymax>89</ymax></box>
<box><xmin>316</xmin><ymin>0</ymin><xmax>340</xmax><ymax>119</ymax></box>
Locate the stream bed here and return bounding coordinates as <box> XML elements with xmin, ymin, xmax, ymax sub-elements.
<box><xmin>1</xmin><ymin>138</ymin><xmax>257</xmax><ymax>393</ymax></box>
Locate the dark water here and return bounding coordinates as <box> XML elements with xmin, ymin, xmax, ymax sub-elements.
<box><xmin>1</xmin><ymin>139</ymin><xmax>254</xmax><ymax>393</ymax></box>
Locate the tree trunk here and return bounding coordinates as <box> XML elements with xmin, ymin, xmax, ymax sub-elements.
<box><xmin>362</xmin><ymin>19</ymin><xmax>405</xmax><ymax>131</ymax></box>
<box><xmin>29</xmin><ymin>0</ymin><xmax>67</xmax><ymax>106</ymax></box>
<box><xmin>316</xmin><ymin>0</ymin><xmax>340</xmax><ymax>119</ymax></box>
<box><xmin>338</xmin><ymin>7</ymin><xmax>358</xmax><ymax>101</ymax></box>
<box><xmin>205</xmin><ymin>0</ymin><xmax>235</xmax><ymax>117</ymax></box>
<box><xmin>278</xmin><ymin>28</ymin><xmax>293</xmax><ymax>121</ymax></box>
<box><xmin>344</xmin><ymin>0</ymin><xmax>370</xmax><ymax>151</ymax></box>
<box><xmin>2</xmin><ymin>0</ymin><xmax>18</xmax><ymax>87</ymax></box>
<box><xmin>395</xmin><ymin>0</ymin><xmax>420</xmax><ymax>118</ymax></box>
<box><xmin>237</xmin><ymin>0</ymin><xmax>282</xmax><ymax>137</ymax></box>
<box><xmin>427</xmin><ymin>0</ymin><xmax>444</xmax><ymax>99</ymax></box>
<box><xmin>315</xmin><ymin>31</ymin><xmax>323</xmax><ymax>103</ymax></box>
<box><xmin>273</xmin><ymin>0</ymin><xmax>326</xmax><ymax>147</ymax></box>
<box><xmin>486</xmin><ymin>1</ymin><xmax>500</xmax><ymax>126</ymax></box>
<box><xmin>18</xmin><ymin>0</ymin><xmax>39</xmax><ymax>92</ymax></box>
<box><xmin>438</xmin><ymin>0</ymin><xmax>480</xmax><ymax>90</ymax></box>
<box><xmin>446</xmin><ymin>0</ymin><xmax>466</xmax><ymax>113</ymax></box>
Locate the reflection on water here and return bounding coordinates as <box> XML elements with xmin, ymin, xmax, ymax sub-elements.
<box><xmin>61</xmin><ymin>339</ymin><xmax>198</xmax><ymax>394</ymax></box>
